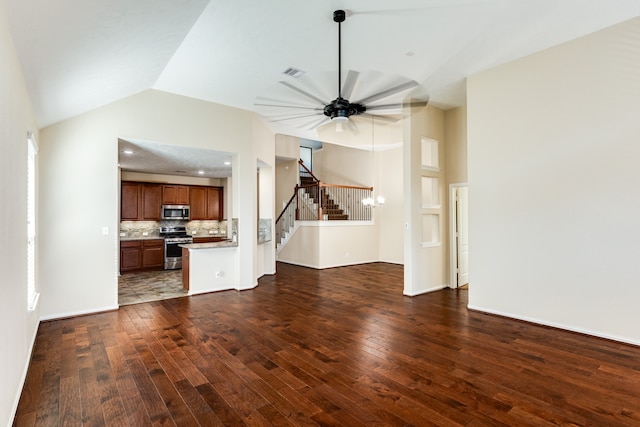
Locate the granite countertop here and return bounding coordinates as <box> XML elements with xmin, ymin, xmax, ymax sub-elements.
<box><xmin>180</xmin><ymin>240</ymin><xmax>238</xmax><ymax>249</ymax></box>
<box><xmin>120</xmin><ymin>236</ymin><xmax>163</xmax><ymax>241</ymax></box>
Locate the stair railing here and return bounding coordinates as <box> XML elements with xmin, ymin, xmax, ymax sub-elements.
<box><xmin>276</xmin><ymin>190</ymin><xmax>298</xmax><ymax>245</ymax></box>
<box><xmin>298</xmin><ymin>159</ymin><xmax>320</xmax><ymax>183</ymax></box>
<box><xmin>275</xmin><ymin>166</ymin><xmax>375</xmax><ymax>246</ymax></box>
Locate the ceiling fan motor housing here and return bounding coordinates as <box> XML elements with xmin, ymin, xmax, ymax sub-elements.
<box><xmin>324</xmin><ymin>97</ymin><xmax>366</xmax><ymax>120</ymax></box>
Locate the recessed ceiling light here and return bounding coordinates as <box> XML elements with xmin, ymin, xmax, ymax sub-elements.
<box><xmin>123</xmin><ymin>149</ymin><xmax>133</xmax><ymax>154</ymax></box>
<box><xmin>198</xmin><ymin>170</ymin><xmax>205</xmax><ymax>175</ymax></box>
<box><xmin>224</xmin><ymin>161</ymin><xmax>231</xmax><ymax>165</ymax></box>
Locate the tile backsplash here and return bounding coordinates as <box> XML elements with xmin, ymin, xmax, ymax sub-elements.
<box><xmin>120</xmin><ymin>219</ymin><xmax>231</xmax><ymax>239</ymax></box>
<box><xmin>119</xmin><ymin>221</ymin><xmax>160</xmax><ymax>239</ymax></box>
<box><xmin>186</xmin><ymin>220</ymin><xmax>227</xmax><ymax>237</ymax></box>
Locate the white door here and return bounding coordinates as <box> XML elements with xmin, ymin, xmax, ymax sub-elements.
<box><xmin>456</xmin><ymin>187</ymin><xmax>470</xmax><ymax>287</ymax></box>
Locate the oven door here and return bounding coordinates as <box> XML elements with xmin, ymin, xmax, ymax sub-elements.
<box><xmin>164</xmin><ymin>239</ymin><xmax>191</xmax><ymax>270</ymax></box>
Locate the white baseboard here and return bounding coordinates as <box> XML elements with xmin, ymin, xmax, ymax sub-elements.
<box><xmin>403</xmin><ymin>285</ymin><xmax>448</xmax><ymax>297</ymax></box>
<box><xmin>10</xmin><ymin>316</ymin><xmax>40</xmax><ymax>426</ymax></box>
<box><xmin>467</xmin><ymin>304</ymin><xmax>640</xmax><ymax>347</ymax></box>
<box><xmin>39</xmin><ymin>304</ymin><xmax>119</xmax><ymax>321</ymax></box>
<box><xmin>276</xmin><ymin>259</ymin><xmax>380</xmax><ymax>270</ymax></box>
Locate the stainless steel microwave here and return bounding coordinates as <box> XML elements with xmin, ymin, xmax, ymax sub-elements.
<box><xmin>161</xmin><ymin>205</ymin><xmax>190</xmax><ymax>220</ymax></box>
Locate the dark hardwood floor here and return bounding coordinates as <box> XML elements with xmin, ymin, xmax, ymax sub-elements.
<box><xmin>14</xmin><ymin>262</ymin><xmax>640</xmax><ymax>426</ymax></box>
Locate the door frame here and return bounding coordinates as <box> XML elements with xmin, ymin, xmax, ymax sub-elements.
<box><xmin>449</xmin><ymin>183</ymin><xmax>468</xmax><ymax>288</ymax></box>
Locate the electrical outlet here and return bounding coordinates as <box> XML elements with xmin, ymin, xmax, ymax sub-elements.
<box><xmin>102</xmin><ymin>226</ymin><xmax>109</xmax><ymax>235</ymax></box>
<box><xmin>142</xmin><ymin>231</ymin><xmax>149</xmax><ymax>236</ymax></box>
<box><xmin>209</xmin><ymin>230</ymin><xmax>214</xmax><ymax>234</ymax></box>
<box><xmin>215</xmin><ymin>271</ymin><xmax>223</xmax><ymax>279</ymax></box>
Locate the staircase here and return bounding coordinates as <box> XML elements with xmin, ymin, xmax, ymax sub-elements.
<box><xmin>276</xmin><ymin>160</ymin><xmax>373</xmax><ymax>253</ymax></box>
<box><xmin>300</xmin><ymin>176</ymin><xmax>349</xmax><ymax>221</ymax></box>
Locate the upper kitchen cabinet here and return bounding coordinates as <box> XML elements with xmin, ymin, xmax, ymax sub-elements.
<box><xmin>121</xmin><ymin>181</ymin><xmax>162</xmax><ymax>221</ymax></box>
<box><xmin>190</xmin><ymin>186</ymin><xmax>224</xmax><ymax>220</ymax></box>
<box><xmin>162</xmin><ymin>185</ymin><xmax>190</xmax><ymax>205</ymax></box>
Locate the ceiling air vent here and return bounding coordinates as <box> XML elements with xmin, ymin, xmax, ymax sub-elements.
<box><xmin>282</xmin><ymin>67</ymin><xmax>305</xmax><ymax>78</ymax></box>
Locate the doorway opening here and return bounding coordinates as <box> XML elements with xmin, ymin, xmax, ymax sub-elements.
<box><xmin>449</xmin><ymin>184</ymin><xmax>469</xmax><ymax>288</ymax></box>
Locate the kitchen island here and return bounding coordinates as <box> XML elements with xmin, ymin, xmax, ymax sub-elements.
<box><xmin>180</xmin><ymin>240</ymin><xmax>239</xmax><ymax>294</ymax></box>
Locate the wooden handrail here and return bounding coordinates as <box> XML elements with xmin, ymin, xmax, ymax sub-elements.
<box><xmin>319</xmin><ymin>183</ymin><xmax>373</xmax><ymax>191</ymax></box>
<box><xmin>276</xmin><ymin>188</ymin><xmax>297</xmax><ymax>224</ymax></box>
<box><xmin>298</xmin><ymin>159</ymin><xmax>320</xmax><ymax>183</ymax></box>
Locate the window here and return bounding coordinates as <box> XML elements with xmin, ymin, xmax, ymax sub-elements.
<box><xmin>27</xmin><ymin>131</ymin><xmax>39</xmax><ymax>311</ymax></box>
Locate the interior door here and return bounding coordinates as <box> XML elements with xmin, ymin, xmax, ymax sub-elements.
<box><xmin>456</xmin><ymin>187</ymin><xmax>470</xmax><ymax>287</ymax></box>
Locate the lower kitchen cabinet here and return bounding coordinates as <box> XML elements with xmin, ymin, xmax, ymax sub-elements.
<box><xmin>120</xmin><ymin>239</ymin><xmax>164</xmax><ymax>274</ymax></box>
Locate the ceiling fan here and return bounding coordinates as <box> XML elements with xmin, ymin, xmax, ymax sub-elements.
<box><xmin>254</xmin><ymin>9</ymin><xmax>428</xmax><ymax>132</ymax></box>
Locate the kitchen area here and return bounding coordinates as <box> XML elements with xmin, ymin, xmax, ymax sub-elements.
<box><xmin>118</xmin><ymin>139</ymin><xmax>240</xmax><ymax>305</ymax></box>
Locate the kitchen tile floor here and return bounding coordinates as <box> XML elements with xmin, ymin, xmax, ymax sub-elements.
<box><xmin>118</xmin><ymin>269</ymin><xmax>188</xmax><ymax>306</ymax></box>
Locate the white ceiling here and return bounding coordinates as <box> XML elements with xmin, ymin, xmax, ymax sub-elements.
<box><xmin>118</xmin><ymin>139</ymin><xmax>233</xmax><ymax>178</ymax></box>
<box><xmin>5</xmin><ymin>0</ymin><xmax>640</xmax><ymax>174</ymax></box>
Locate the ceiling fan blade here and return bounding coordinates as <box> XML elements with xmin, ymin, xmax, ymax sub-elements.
<box><xmin>304</xmin><ymin>116</ymin><xmax>331</xmax><ymax>130</ymax></box>
<box><xmin>270</xmin><ymin>113</ymin><xmax>323</xmax><ymax>123</ymax></box>
<box><xmin>279</xmin><ymin>81</ymin><xmax>327</xmax><ymax>106</ymax></box>
<box><xmin>341</xmin><ymin>70</ymin><xmax>360</xmax><ymax>100</ymax></box>
<box><xmin>254</xmin><ymin>102</ymin><xmax>323</xmax><ymax>111</ymax></box>
<box><xmin>362</xmin><ymin>113</ymin><xmax>400</xmax><ymax>123</ymax></box>
<box><xmin>365</xmin><ymin>98</ymin><xmax>429</xmax><ymax>111</ymax></box>
<box><xmin>356</xmin><ymin>80</ymin><xmax>419</xmax><ymax>105</ymax></box>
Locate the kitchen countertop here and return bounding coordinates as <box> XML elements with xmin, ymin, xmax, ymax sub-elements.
<box><xmin>120</xmin><ymin>236</ymin><xmax>163</xmax><ymax>241</ymax></box>
<box><xmin>180</xmin><ymin>240</ymin><xmax>238</xmax><ymax>249</ymax></box>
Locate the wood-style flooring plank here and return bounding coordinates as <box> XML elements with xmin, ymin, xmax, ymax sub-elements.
<box><xmin>14</xmin><ymin>262</ymin><xmax>640</xmax><ymax>426</ymax></box>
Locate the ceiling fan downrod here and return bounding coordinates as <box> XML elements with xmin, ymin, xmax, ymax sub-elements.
<box><xmin>334</xmin><ymin>10</ymin><xmax>345</xmax><ymax>100</ymax></box>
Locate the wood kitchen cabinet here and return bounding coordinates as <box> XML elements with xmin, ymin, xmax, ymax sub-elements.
<box><xmin>162</xmin><ymin>185</ymin><xmax>190</xmax><ymax>205</ymax></box>
<box><xmin>190</xmin><ymin>186</ymin><xmax>223</xmax><ymax>220</ymax></box>
<box><xmin>141</xmin><ymin>239</ymin><xmax>164</xmax><ymax>269</ymax></box>
<box><xmin>120</xmin><ymin>239</ymin><xmax>164</xmax><ymax>274</ymax></box>
<box><xmin>120</xmin><ymin>240</ymin><xmax>142</xmax><ymax>273</ymax></box>
<box><xmin>120</xmin><ymin>182</ymin><xmax>162</xmax><ymax>221</ymax></box>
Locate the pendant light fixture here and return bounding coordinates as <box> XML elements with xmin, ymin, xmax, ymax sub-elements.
<box><xmin>362</xmin><ymin>115</ymin><xmax>385</xmax><ymax>207</ymax></box>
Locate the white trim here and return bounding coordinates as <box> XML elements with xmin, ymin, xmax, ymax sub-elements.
<box><xmin>39</xmin><ymin>304</ymin><xmax>119</xmax><ymax>321</ymax></box>
<box><xmin>277</xmin><ymin>259</ymin><xmax>380</xmax><ymax>270</ymax></box>
<box><xmin>420</xmin><ymin>165</ymin><xmax>440</xmax><ymax>172</ymax></box>
<box><xmin>299</xmin><ymin>220</ymin><xmax>374</xmax><ymax>227</ymax></box>
<box><xmin>449</xmin><ymin>183</ymin><xmax>468</xmax><ymax>289</ymax></box>
<box><xmin>27</xmin><ymin>292</ymin><xmax>40</xmax><ymax>312</ymax></box>
<box><xmin>467</xmin><ymin>305</ymin><xmax>640</xmax><ymax>347</ymax></box>
<box><xmin>10</xmin><ymin>312</ymin><xmax>39</xmax><ymax>425</ymax></box>
<box><xmin>420</xmin><ymin>242</ymin><xmax>441</xmax><ymax>248</ymax></box>
<box><xmin>420</xmin><ymin>204</ymin><xmax>441</xmax><ymax>210</ymax></box>
<box><xmin>403</xmin><ymin>284</ymin><xmax>448</xmax><ymax>297</ymax></box>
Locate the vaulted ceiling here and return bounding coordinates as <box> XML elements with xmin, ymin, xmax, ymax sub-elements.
<box><xmin>5</xmin><ymin>0</ymin><xmax>640</xmax><ymax>141</ymax></box>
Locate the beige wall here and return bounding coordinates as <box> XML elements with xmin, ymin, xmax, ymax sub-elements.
<box><xmin>404</xmin><ymin>105</ymin><xmax>447</xmax><ymax>295</ymax></box>
<box><xmin>38</xmin><ymin>89</ymin><xmax>275</xmax><ymax>320</ymax></box>
<box><xmin>278</xmin><ymin>223</ymin><xmax>379</xmax><ymax>268</ymax></box>
<box><xmin>445</xmin><ymin>106</ymin><xmax>467</xmax><ymax>185</ymax></box>
<box><xmin>275</xmin><ymin>159</ymin><xmax>298</xmax><ymax>212</ymax></box>
<box><xmin>314</xmin><ymin>143</ymin><xmax>372</xmax><ymax>187</ymax></box>
<box><xmin>467</xmin><ymin>17</ymin><xmax>640</xmax><ymax>344</ymax></box>
<box><xmin>377</xmin><ymin>146</ymin><xmax>404</xmax><ymax>264</ymax></box>
<box><xmin>0</xmin><ymin>4</ymin><xmax>41</xmax><ymax>425</ymax></box>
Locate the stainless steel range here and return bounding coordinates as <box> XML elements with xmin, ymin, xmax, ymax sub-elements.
<box><xmin>160</xmin><ymin>226</ymin><xmax>193</xmax><ymax>270</ymax></box>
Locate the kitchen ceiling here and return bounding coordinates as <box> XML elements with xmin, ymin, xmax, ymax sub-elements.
<box><xmin>118</xmin><ymin>139</ymin><xmax>233</xmax><ymax>179</ymax></box>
